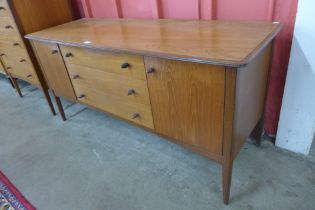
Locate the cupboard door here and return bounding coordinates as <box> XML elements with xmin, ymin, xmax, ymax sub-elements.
<box><xmin>31</xmin><ymin>41</ymin><xmax>76</xmax><ymax>101</ymax></box>
<box><xmin>145</xmin><ymin>57</ymin><xmax>225</xmax><ymax>155</ymax></box>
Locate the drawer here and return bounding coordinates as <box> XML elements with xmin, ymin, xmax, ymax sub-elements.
<box><xmin>67</xmin><ymin>64</ymin><xmax>151</xmax><ymax>106</ymax></box>
<box><xmin>73</xmin><ymin>83</ymin><xmax>154</xmax><ymax>129</ymax></box>
<box><xmin>60</xmin><ymin>45</ymin><xmax>146</xmax><ymax>81</ymax></box>
<box><xmin>2</xmin><ymin>55</ymin><xmax>39</xmax><ymax>85</ymax></box>
<box><xmin>0</xmin><ymin>0</ymin><xmax>12</xmax><ymax>18</ymax></box>
<box><xmin>0</xmin><ymin>39</ymin><xmax>28</xmax><ymax>57</ymax></box>
<box><xmin>0</xmin><ymin>17</ymin><xmax>20</xmax><ymax>38</ymax></box>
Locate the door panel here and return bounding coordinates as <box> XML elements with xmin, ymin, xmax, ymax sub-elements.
<box><xmin>145</xmin><ymin>57</ymin><xmax>225</xmax><ymax>155</ymax></box>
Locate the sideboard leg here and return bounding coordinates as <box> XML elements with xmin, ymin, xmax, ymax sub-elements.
<box><xmin>43</xmin><ymin>88</ymin><xmax>56</xmax><ymax>116</ymax></box>
<box><xmin>53</xmin><ymin>91</ymin><xmax>66</xmax><ymax>121</ymax></box>
<box><xmin>222</xmin><ymin>159</ymin><xmax>234</xmax><ymax>205</ymax></box>
<box><xmin>7</xmin><ymin>76</ymin><xmax>15</xmax><ymax>89</ymax></box>
<box><xmin>11</xmin><ymin>78</ymin><xmax>23</xmax><ymax>98</ymax></box>
<box><xmin>250</xmin><ymin>116</ymin><xmax>264</xmax><ymax>146</ymax></box>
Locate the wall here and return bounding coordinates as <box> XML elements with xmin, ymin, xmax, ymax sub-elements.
<box><xmin>276</xmin><ymin>0</ymin><xmax>315</xmax><ymax>155</ymax></box>
<box><xmin>71</xmin><ymin>0</ymin><xmax>298</xmax><ymax>135</ymax></box>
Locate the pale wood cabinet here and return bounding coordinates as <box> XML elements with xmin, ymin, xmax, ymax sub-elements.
<box><xmin>0</xmin><ymin>0</ymin><xmax>73</xmax><ymax>114</ymax></box>
<box><xmin>26</xmin><ymin>19</ymin><xmax>281</xmax><ymax>204</ymax></box>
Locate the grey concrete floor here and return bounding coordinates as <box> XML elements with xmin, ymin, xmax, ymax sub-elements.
<box><xmin>0</xmin><ymin>75</ymin><xmax>314</xmax><ymax>210</ymax></box>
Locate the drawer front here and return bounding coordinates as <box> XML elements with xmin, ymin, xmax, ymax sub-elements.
<box><xmin>60</xmin><ymin>45</ymin><xmax>146</xmax><ymax>81</ymax></box>
<box><xmin>0</xmin><ymin>17</ymin><xmax>20</xmax><ymax>38</ymax></box>
<box><xmin>31</xmin><ymin>41</ymin><xmax>76</xmax><ymax>100</ymax></box>
<box><xmin>0</xmin><ymin>0</ymin><xmax>12</xmax><ymax>18</ymax></box>
<box><xmin>0</xmin><ymin>39</ymin><xmax>28</xmax><ymax>57</ymax></box>
<box><xmin>67</xmin><ymin>64</ymin><xmax>151</xmax><ymax>106</ymax></box>
<box><xmin>2</xmin><ymin>55</ymin><xmax>39</xmax><ymax>85</ymax></box>
<box><xmin>74</xmin><ymin>83</ymin><xmax>154</xmax><ymax>129</ymax></box>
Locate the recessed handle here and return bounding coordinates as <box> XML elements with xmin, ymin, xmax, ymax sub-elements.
<box><xmin>51</xmin><ymin>50</ymin><xmax>59</xmax><ymax>54</ymax></box>
<box><xmin>27</xmin><ymin>74</ymin><xmax>32</xmax><ymax>78</ymax></box>
<box><xmin>0</xmin><ymin>6</ymin><xmax>5</xmax><ymax>10</ymax></box>
<box><xmin>19</xmin><ymin>59</ymin><xmax>26</xmax><ymax>63</ymax></box>
<box><xmin>12</xmin><ymin>43</ymin><xmax>19</xmax><ymax>46</ymax></box>
<box><xmin>147</xmin><ymin>68</ymin><xmax>155</xmax><ymax>74</ymax></box>
<box><xmin>65</xmin><ymin>52</ymin><xmax>73</xmax><ymax>58</ymax></box>
<box><xmin>132</xmin><ymin>113</ymin><xmax>140</xmax><ymax>119</ymax></box>
<box><xmin>121</xmin><ymin>62</ymin><xmax>130</xmax><ymax>69</ymax></box>
<box><xmin>78</xmin><ymin>94</ymin><xmax>86</xmax><ymax>99</ymax></box>
<box><xmin>5</xmin><ymin>25</ymin><xmax>12</xmax><ymax>29</ymax></box>
<box><xmin>6</xmin><ymin>67</ymin><xmax>11</xmax><ymax>70</ymax></box>
<box><xmin>127</xmin><ymin>89</ymin><xmax>136</xmax><ymax>96</ymax></box>
<box><xmin>0</xmin><ymin>53</ymin><xmax>5</xmax><ymax>56</ymax></box>
<box><xmin>72</xmin><ymin>75</ymin><xmax>80</xmax><ymax>79</ymax></box>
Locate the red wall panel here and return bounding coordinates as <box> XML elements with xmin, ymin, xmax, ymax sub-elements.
<box><xmin>71</xmin><ymin>0</ymin><xmax>298</xmax><ymax>135</ymax></box>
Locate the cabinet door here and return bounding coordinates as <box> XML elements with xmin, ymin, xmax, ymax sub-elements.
<box><xmin>31</xmin><ymin>41</ymin><xmax>76</xmax><ymax>101</ymax></box>
<box><xmin>145</xmin><ymin>57</ymin><xmax>225</xmax><ymax>155</ymax></box>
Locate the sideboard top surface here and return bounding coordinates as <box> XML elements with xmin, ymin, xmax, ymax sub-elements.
<box><xmin>26</xmin><ymin>18</ymin><xmax>282</xmax><ymax>67</ymax></box>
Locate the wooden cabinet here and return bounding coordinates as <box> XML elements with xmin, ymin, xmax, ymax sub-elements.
<box><xmin>0</xmin><ymin>0</ymin><xmax>73</xmax><ymax>114</ymax></box>
<box><xmin>26</xmin><ymin>19</ymin><xmax>282</xmax><ymax>204</ymax></box>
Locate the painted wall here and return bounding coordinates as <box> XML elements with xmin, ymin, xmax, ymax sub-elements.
<box><xmin>71</xmin><ymin>0</ymin><xmax>298</xmax><ymax>135</ymax></box>
<box><xmin>276</xmin><ymin>0</ymin><xmax>315</xmax><ymax>155</ymax></box>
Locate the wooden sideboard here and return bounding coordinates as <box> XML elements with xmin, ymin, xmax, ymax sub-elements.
<box><xmin>25</xmin><ymin>19</ymin><xmax>282</xmax><ymax>204</ymax></box>
<box><xmin>0</xmin><ymin>0</ymin><xmax>73</xmax><ymax>113</ymax></box>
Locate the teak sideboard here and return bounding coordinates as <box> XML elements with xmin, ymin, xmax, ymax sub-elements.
<box><xmin>0</xmin><ymin>0</ymin><xmax>73</xmax><ymax>112</ymax></box>
<box><xmin>25</xmin><ymin>19</ymin><xmax>282</xmax><ymax>204</ymax></box>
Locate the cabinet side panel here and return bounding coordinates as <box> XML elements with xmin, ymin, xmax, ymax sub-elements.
<box><xmin>232</xmin><ymin>44</ymin><xmax>272</xmax><ymax>158</ymax></box>
<box><xmin>145</xmin><ymin>57</ymin><xmax>225</xmax><ymax>156</ymax></box>
<box><xmin>31</xmin><ymin>41</ymin><xmax>76</xmax><ymax>101</ymax></box>
<box><xmin>11</xmin><ymin>0</ymin><xmax>73</xmax><ymax>34</ymax></box>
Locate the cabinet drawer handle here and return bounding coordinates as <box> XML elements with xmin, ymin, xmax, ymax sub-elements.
<box><xmin>27</xmin><ymin>74</ymin><xmax>32</xmax><ymax>78</ymax></box>
<box><xmin>121</xmin><ymin>62</ymin><xmax>130</xmax><ymax>69</ymax></box>
<box><xmin>6</xmin><ymin>67</ymin><xmax>11</xmax><ymax>70</ymax></box>
<box><xmin>0</xmin><ymin>53</ymin><xmax>5</xmax><ymax>56</ymax></box>
<box><xmin>78</xmin><ymin>94</ymin><xmax>86</xmax><ymax>99</ymax></box>
<box><xmin>20</xmin><ymin>59</ymin><xmax>26</xmax><ymax>63</ymax></box>
<box><xmin>127</xmin><ymin>89</ymin><xmax>136</xmax><ymax>96</ymax></box>
<box><xmin>72</xmin><ymin>75</ymin><xmax>80</xmax><ymax>79</ymax></box>
<box><xmin>65</xmin><ymin>52</ymin><xmax>73</xmax><ymax>58</ymax></box>
<box><xmin>0</xmin><ymin>6</ymin><xmax>5</xmax><ymax>10</ymax></box>
<box><xmin>132</xmin><ymin>113</ymin><xmax>140</xmax><ymax>119</ymax></box>
<box><xmin>5</xmin><ymin>25</ymin><xmax>12</xmax><ymax>29</ymax></box>
<box><xmin>13</xmin><ymin>43</ymin><xmax>19</xmax><ymax>46</ymax></box>
<box><xmin>51</xmin><ymin>50</ymin><xmax>59</xmax><ymax>54</ymax></box>
<box><xmin>147</xmin><ymin>68</ymin><xmax>155</xmax><ymax>74</ymax></box>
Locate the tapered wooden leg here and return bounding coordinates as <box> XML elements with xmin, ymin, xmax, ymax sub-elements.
<box><xmin>222</xmin><ymin>159</ymin><xmax>233</xmax><ymax>205</ymax></box>
<box><xmin>53</xmin><ymin>92</ymin><xmax>66</xmax><ymax>121</ymax></box>
<box><xmin>6</xmin><ymin>76</ymin><xmax>15</xmax><ymax>89</ymax></box>
<box><xmin>250</xmin><ymin>116</ymin><xmax>264</xmax><ymax>146</ymax></box>
<box><xmin>11</xmin><ymin>78</ymin><xmax>23</xmax><ymax>98</ymax></box>
<box><xmin>42</xmin><ymin>88</ymin><xmax>56</xmax><ymax>116</ymax></box>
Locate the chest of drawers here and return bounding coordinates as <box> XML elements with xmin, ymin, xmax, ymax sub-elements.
<box><xmin>26</xmin><ymin>19</ymin><xmax>282</xmax><ymax>204</ymax></box>
<box><xmin>0</xmin><ymin>0</ymin><xmax>73</xmax><ymax>114</ymax></box>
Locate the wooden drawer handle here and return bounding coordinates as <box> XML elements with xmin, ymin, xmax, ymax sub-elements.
<box><xmin>20</xmin><ymin>59</ymin><xmax>26</xmax><ymax>63</ymax></box>
<box><xmin>127</xmin><ymin>89</ymin><xmax>136</xmax><ymax>96</ymax></box>
<box><xmin>0</xmin><ymin>6</ymin><xmax>5</xmax><ymax>10</ymax></box>
<box><xmin>72</xmin><ymin>75</ymin><xmax>80</xmax><ymax>79</ymax></box>
<box><xmin>27</xmin><ymin>74</ymin><xmax>32</xmax><ymax>78</ymax></box>
<box><xmin>13</xmin><ymin>43</ymin><xmax>19</xmax><ymax>46</ymax></box>
<box><xmin>0</xmin><ymin>53</ymin><xmax>5</xmax><ymax>56</ymax></box>
<box><xmin>51</xmin><ymin>50</ymin><xmax>59</xmax><ymax>54</ymax></box>
<box><xmin>6</xmin><ymin>67</ymin><xmax>11</xmax><ymax>70</ymax></box>
<box><xmin>147</xmin><ymin>68</ymin><xmax>155</xmax><ymax>74</ymax></box>
<box><xmin>65</xmin><ymin>52</ymin><xmax>73</xmax><ymax>58</ymax></box>
<box><xmin>78</xmin><ymin>94</ymin><xmax>86</xmax><ymax>99</ymax></box>
<box><xmin>5</xmin><ymin>25</ymin><xmax>13</xmax><ymax>29</ymax></box>
<box><xmin>132</xmin><ymin>113</ymin><xmax>140</xmax><ymax>119</ymax></box>
<box><xmin>121</xmin><ymin>62</ymin><xmax>130</xmax><ymax>69</ymax></box>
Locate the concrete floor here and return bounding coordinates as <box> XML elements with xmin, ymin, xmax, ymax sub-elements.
<box><xmin>0</xmin><ymin>75</ymin><xmax>314</xmax><ymax>210</ymax></box>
